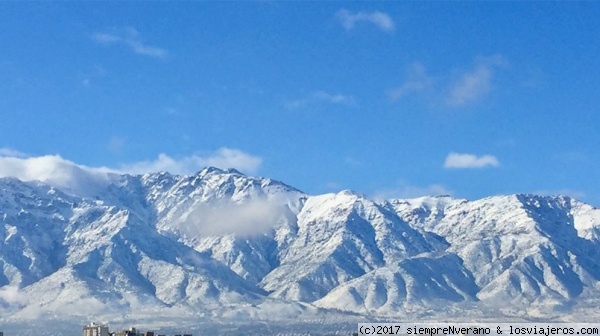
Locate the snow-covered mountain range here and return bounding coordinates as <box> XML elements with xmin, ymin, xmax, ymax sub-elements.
<box><xmin>1</xmin><ymin>167</ymin><xmax>600</xmax><ymax>324</ymax></box>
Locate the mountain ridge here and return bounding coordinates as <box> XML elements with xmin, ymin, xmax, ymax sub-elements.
<box><xmin>1</xmin><ymin>167</ymin><xmax>600</xmax><ymax>322</ymax></box>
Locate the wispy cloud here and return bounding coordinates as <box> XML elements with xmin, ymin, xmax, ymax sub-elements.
<box><xmin>120</xmin><ymin>148</ymin><xmax>262</xmax><ymax>175</ymax></box>
<box><xmin>344</xmin><ymin>156</ymin><xmax>361</xmax><ymax>166</ymax></box>
<box><xmin>445</xmin><ymin>55</ymin><xmax>506</xmax><ymax>106</ymax></box>
<box><xmin>323</xmin><ymin>181</ymin><xmax>343</xmax><ymax>192</ymax></box>
<box><xmin>336</xmin><ymin>9</ymin><xmax>395</xmax><ymax>32</ymax></box>
<box><xmin>165</xmin><ymin>107</ymin><xmax>179</xmax><ymax>115</ymax></box>
<box><xmin>372</xmin><ymin>181</ymin><xmax>452</xmax><ymax>200</ymax></box>
<box><xmin>387</xmin><ymin>62</ymin><xmax>433</xmax><ymax>101</ymax></box>
<box><xmin>81</xmin><ymin>65</ymin><xmax>106</xmax><ymax>88</ymax></box>
<box><xmin>92</xmin><ymin>27</ymin><xmax>168</xmax><ymax>59</ymax></box>
<box><xmin>286</xmin><ymin>91</ymin><xmax>356</xmax><ymax>109</ymax></box>
<box><xmin>107</xmin><ymin>136</ymin><xmax>125</xmax><ymax>153</ymax></box>
<box><xmin>555</xmin><ymin>151</ymin><xmax>589</xmax><ymax>165</ymax></box>
<box><xmin>388</xmin><ymin>56</ymin><xmax>507</xmax><ymax>107</ymax></box>
<box><xmin>444</xmin><ymin>152</ymin><xmax>500</xmax><ymax>169</ymax></box>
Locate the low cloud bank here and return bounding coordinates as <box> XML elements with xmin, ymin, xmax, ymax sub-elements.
<box><xmin>182</xmin><ymin>199</ymin><xmax>285</xmax><ymax>237</ymax></box>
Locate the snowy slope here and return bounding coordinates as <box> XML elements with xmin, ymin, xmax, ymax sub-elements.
<box><xmin>313</xmin><ymin>252</ymin><xmax>478</xmax><ymax>315</ymax></box>
<box><xmin>382</xmin><ymin>194</ymin><xmax>600</xmax><ymax>313</ymax></box>
<box><xmin>260</xmin><ymin>191</ymin><xmax>439</xmax><ymax>302</ymax></box>
<box><xmin>0</xmin><ymin>174</ymin><xmax>268</xmax><ymax>317</ymax></box>
<box><xmin>1</xmin><ymin>167</ymin><xmax>600</xmax><ymax>321</ymax></box>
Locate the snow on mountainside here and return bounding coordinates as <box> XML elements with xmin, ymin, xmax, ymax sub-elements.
<box><xmin>1</xmin><ymin>167</ymin><xmax>600</xmax><ymax>322</ymax></box>
<box><xmin>381</xmin><ymin>195</ymin><xmax>600</xmax><ymax>316</ymax></box>
<box><xmin>0</xmin><ymin>174</ymin><xmax>266</xmax><ymax>320</ymax></box>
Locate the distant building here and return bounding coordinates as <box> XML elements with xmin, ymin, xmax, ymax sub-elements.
<box><xmin>113</xmin><ymin>327</ymin><xmax>138</xmax><ymax>336</ymax></box>
<box><xmin>82</xmin><ymin>323</ymin><xmax>169</xmax><ymax>336</ymax></box>
<box><xmin>83</xmin><ymin>323</ymin><xmax>110</xmax><ymax>336</ymax></box>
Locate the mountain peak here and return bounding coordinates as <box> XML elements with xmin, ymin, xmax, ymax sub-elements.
<box><xmin>197</xmin><ymin>166</ymin><xmax>245</xmax><ymax>178</ymax></box>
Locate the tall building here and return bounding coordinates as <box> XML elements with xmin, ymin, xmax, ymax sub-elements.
<box><xmin>83</xmin><ymin>322</ymin><xmax>110</xmax><ymax>336</ymax></box>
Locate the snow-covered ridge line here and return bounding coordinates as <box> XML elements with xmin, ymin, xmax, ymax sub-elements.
<box><xmin>1</xmin><ymin>168</ymin><xmax>599</xmax><ymax>322</ymax></box>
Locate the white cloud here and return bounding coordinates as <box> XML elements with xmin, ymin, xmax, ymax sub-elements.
<box><xmin>0</xmin><ymin>285</ymin><xmax>28</xmax><ymax>306</ymax></box>
<box><xmin>286</xmin><ymin>91</ymin><xmax>355</xmax><ymax>109</ymax></box>
<box><xmin>445</xmin><ymin>55</ymin><xmax>506</xmax><ymax>106</ymax></box>
<box><xmin>336</xmin><ymin>9</ymin><xmax>395</xmax><ymax>32</ymax></box>
<box><xmin>120</xmin><ymin>148</ymin><xmax>262</xmax><ymax>175</ymax></box>
<box><xmin>201</xmin><ymin>148</ymin><xmax>262</xmax><ymax>174</ymax></box>
<box><xmin>388</xmin><ymin>62</ymin><xmax>433</xmax><ymax>101</ymax></box>
<box><xmin>372</xmin><ymin>181</ymin><xmax>452</xmax><ymax>200</ymax></box>
<box><xmin>0</xmin><ymin>147</ymin><xmax>27</xmax><ymax>158</ymax></box>
<box><xmin>0</xmin><ymin>155</ymin><xmax>117</xmax><ymax>197</ymax></box>
<box><xmin>444</xmin><ymin>152</ymin><xmax>500</xmax><ymax>169</ymax></box>
<box><xmin>0</xmin><ymin>148</ymin><xmax>262</xmax><ymax>196</ymax></box>
<box><xmin>182</xmin><ymin>199</ymin><xmax>285</xmax><ymax>237</ymax></box>
<box><xmin>0</xmin><ymin>155</ymin><xmax>112</xmax><ymax>183</ymax></box>
<box><xmin>92</xmin><ymin>27</ymin><xmax>168</xmax><ymax>59</ymax></box>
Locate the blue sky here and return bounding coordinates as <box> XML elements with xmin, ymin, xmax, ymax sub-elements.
<box><xmin>1</xmin><ymin>2</ymin><xmax>599</xmax><ymax>203</ymax></box>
